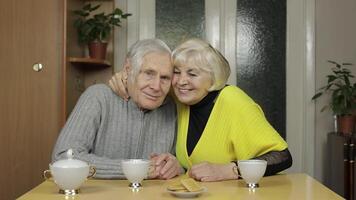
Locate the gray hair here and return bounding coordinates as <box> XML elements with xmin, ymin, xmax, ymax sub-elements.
<box><xmin>126</xmin><ymin>39</ymin><xmax>171</xmax><ymax>81</ymax></box>
<box><xmin>172</xmin><ymin>38</ymin><xmax>231</xmax><ymax>91</ymax></box>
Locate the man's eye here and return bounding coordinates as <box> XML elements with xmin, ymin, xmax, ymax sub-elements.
<box><xmin>161</xmin><ymin>76</ymin><xmax>171</xmax><ymax>81</ymax></box>
<box><xmin>188</xmin><ymin>73</ymin><xmax>197</xmax><ymax>77</ymax></box>
<box><xmin>173</xmin><ymin>70</ymin><xmax>180</xmax><ymax>74</ymax></box>
<box><xmin>144</xmin><ymin>71</ymin><xmax>155</xmax><ymax>78</ymax></box>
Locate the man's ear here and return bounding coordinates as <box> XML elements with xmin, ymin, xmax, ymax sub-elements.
<box><xmin>123</xmin><ymin>58</ymin><xmax>131</xmax><ymax>73</ymax></box>
<box><xmin>122</xmin><ymin>58</ymin><xmax>131</xmax><ymax>81</ymax></box>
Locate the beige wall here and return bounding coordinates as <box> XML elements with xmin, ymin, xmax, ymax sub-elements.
<box><xmin>315</xmin><ymin>0</ymin><xmax>356</xmax><ymax>181</ymax></box>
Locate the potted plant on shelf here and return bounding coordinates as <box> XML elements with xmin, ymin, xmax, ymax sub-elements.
<box><xmin>312</xmin><ymin>60</ymin><xmax>356</xmax><ymax>135</ymax></box>
<box><xmin>74</xmin><ymin>3</ymin><xmax>131</xmax><ymax>60</ymax></box>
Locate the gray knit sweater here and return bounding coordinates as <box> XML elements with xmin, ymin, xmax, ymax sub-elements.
<box><xmin>52</xmin><ymin>84</ymin><xmax>176</xmax><ymax>179</ymax></box>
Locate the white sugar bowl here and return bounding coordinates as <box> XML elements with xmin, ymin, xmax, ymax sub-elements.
<box><xmin>43</xmin><ymin>149</ymin><xmax>96</xmax><ymax>195</ymax></box>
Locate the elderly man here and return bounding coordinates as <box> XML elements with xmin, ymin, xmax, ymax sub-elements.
<box><xmin>52</xmin><ymin>39</ymin><xmax>181</xmax><ymax>179</ymax></box>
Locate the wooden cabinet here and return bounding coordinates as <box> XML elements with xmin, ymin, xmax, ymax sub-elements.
<box><xmin>0</xmin><ymin>0</ymin><xmax>115</xmax><ymax>199</ymax></box>
<box><xmin>0</xmin><ymin>1</ymin><xmax>64</xmax><ymax>199</ymax></box>
<box><xmin>326</xmin><ymin>132</ymin><xmax>355</xmax><ymax>200</ymax></box>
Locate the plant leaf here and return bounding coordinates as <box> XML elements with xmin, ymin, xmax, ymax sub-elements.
<box><xmin>327</xmin><ymin>60</ymin><xmax>338</xmax><ymax>65</ymax></box>
<box><xmin>90</xmin><ymin>4</ymin><xmax>101</xmax><ymax>12</ymax></box>
<box><xmin>320</xmin><ymin>105</ymin><xmax>329</xmax><ymax>112</ymax></box>
<box><xmin>83</xmin><ymin>4</ymin><xmax>92</xmax><ymax>11</ymax></box>
<box><xmin>342</xmin><ymin>63</ymin><xmax>353</xmax><ymax>66</ymax></box>
<box><xmin>312</xmin><ymin>92</ymin><xmax>323</xmax><ymax>100</ymax></box>
<box><xmin>122</xmin><ymin>13</ymin><xmax>132</xmax><ymax>18</ymax></box>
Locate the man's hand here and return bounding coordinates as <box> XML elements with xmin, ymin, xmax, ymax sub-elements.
<box><xmin>149</xmin><ymin>153</ymin><xmax>184</xmax><ymax>180</ymax></box>
<box><xmin>188</xmin><ymin>162</ymin><xmax>238</xmax><ymax>182</ymax></box>
<box><xmin>108</xmin><ymin>72</ymin><xmax>129</xmax><ymax>101</ymax></box>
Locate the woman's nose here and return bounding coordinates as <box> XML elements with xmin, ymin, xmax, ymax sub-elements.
<box><xmin>177</xmin><ymin>75</ymin><xmax>188</xmax><ymax>85</ymax></box>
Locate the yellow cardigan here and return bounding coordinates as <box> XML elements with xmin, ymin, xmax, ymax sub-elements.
<box><xmin>176</xmin><ymin>85</ymin><xmax>288</xmax><ymax>169</ymax></box>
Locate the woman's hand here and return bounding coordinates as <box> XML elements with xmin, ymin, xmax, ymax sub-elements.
<box><xmin>108</xmin><ymin>72</ymin><xmax>129</xmax><ymax>101</ymax></box>
<box><xmin>149</xmin><ymin>153</ymin><xmax>184</xmax><ymax>180</ymax></box>
<box><xmin>188</xmin><ymin>162</ymin><xmax>238</xmax><ymax>182</ymax></box>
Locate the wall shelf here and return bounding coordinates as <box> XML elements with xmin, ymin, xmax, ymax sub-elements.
<box><xmin>68</xmin><ymin>57</ymin><xmax>111</xmax><ymax>69</ymax></box>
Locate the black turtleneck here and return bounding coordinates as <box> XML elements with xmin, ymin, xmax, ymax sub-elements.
<box><xmin>187</xmin><ymin>90</ymin><xmax>220</xmax><ymax>156</ymax></box>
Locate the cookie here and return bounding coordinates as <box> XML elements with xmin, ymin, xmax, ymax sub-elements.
<box><xmin>180</xmin><ymin>178</ymin><xmax>202</xmax><ymax>192</ymax></box>
<box><xmin>167</xmin><ymin>183</ymin><xmax>187</xmax><ymax>191</ymax></box>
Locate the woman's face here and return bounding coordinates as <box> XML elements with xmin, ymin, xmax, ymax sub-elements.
<box><xmin>172</xmin><ymin>61</ymin><xmax>213</xmax><ymax>105</ymax></box>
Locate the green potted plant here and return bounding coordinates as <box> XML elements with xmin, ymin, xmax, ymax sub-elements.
<box><xmin>312</xmin><ymin>60</ymin><xmax>356</xmax><ymax>134</ymax></box>
<box><xmin>74</xmin><ymin>3</ymin><xmax>131</xmax><ymax>59</ymax></box>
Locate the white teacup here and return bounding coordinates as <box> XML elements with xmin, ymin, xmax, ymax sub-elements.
<box><xmin>43</xmin><ymin>149</ymin><xmax>96</xmax><ymax>195</ymax></box>
<box><xmin>238</xmin><ymin>159</ymin><xmax>267</xmax><ymax>188</ymax></box>
<box><xmin>121</xmin><ymin>159</ymin><xmax>150</xmax><ymax>188</ymax></box>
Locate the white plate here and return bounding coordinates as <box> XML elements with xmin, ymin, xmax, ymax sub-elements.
<box><xmin>167</xmin><ymin>187</ymin><xmax>207</xmax><ymax>198</ymax></box>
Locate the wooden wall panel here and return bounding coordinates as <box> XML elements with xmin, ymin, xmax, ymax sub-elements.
<box><xmin>0</xmin><ymin>1</ymin><xmax>64</xmax><ymax>199</ymax></box>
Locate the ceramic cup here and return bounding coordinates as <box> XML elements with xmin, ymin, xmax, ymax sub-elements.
<box><xmin>121</xmin><ymin>159</ymin><xmax>150</xmax><ymax>189</ymax></box>
<box><xmin>238</xmin><ymin>159</ymin><xmax>267</xmax><ymax>188</ymax></box>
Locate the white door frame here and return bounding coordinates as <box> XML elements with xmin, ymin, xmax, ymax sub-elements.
<box><xmin>286</xmin><ymin>0</ymin><xmax>315</xmax><ymax>176</ymax></box>
<box><xmin>205</xmin><ymin>0</ymin><xmax>237</xmax><ymax>85</ymax></box>
<box><xmin>114</xmin><ymin>0</ymin><xmax>316</xmax><ymax>177</ymax></box>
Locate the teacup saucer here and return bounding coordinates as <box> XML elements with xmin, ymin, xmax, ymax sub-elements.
<box><xmin>167</xmin><ymin>187</ymin><xmax>207</xmax><ymax>198</ymax></box>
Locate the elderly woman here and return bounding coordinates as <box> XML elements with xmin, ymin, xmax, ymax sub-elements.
<box><xmin>110</xmin><ymin>38</ymin><xmax>292</xmax><ymax>182</ymax></box>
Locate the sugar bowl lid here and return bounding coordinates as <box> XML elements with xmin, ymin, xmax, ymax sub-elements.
<box><xmin>52</xmin><ymin>149</ymin><xmax>88</xmax><ymax>168</ymax></box>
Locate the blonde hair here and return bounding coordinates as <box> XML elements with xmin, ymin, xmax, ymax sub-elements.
<box><xmin>172</xmin><ymin>38</ymin><xmax>230</xmax><ymax>91</ymax></box>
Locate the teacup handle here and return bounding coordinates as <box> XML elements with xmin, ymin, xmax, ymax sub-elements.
<box><xmin>43</xmin><ymin>170</ymin><xmax>52</xmax><ymax>181</ymax></box>
<box><xmin>232</xmin><ymin>165</ymin><xmax>242</xmax><ymax>179</ymax></box>
<box><xmin>87</xmin><ymin>166</ymin><xmax>96</xmax><ymax>178</ymax></box>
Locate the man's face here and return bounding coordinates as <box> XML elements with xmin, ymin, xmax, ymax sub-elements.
<box><xmin>127</xmin><ymin>52</ymin><xmax>173</xmax><ymax>110</ymax></box>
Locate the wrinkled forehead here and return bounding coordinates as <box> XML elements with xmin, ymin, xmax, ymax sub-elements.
<box><xmin>140</xmin><ymin>52</ymin><xmax>173</xmax><ymax>72</ymax></box>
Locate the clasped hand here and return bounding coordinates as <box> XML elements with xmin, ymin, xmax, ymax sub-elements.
<box><xmin>188</xmin><ymin>162</ymin><xmax>238</xmax><ymax>182</ymax></box>
<box><xmin>148</xmin><ymin>153</ymin><xmax>184</xmax><ymax>180</ymax></box>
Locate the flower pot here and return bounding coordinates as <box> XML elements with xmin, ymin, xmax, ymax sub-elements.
<box><xmin>88</xmin><ymin>41</ymin><xmax>108</xmax><ymax>60</ymax></box>
<box><xmin>337</xmin><ymin>114</ymin><xmax>355</xmax><ymax>135</ymax></box>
